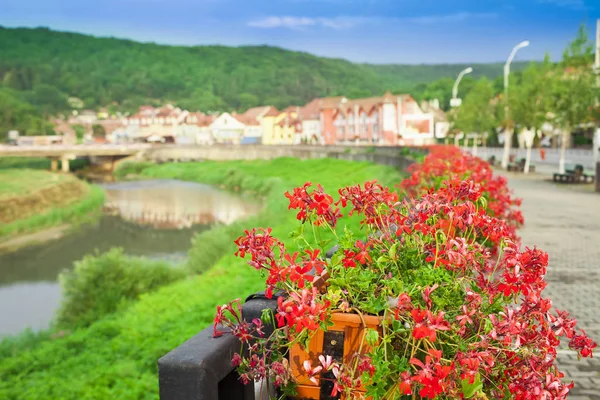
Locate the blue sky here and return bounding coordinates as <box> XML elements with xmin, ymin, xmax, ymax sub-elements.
<box><xmin>1</xmin><ymin>0</ymin><xmax>597</xmax><ymax>63</ymax></box>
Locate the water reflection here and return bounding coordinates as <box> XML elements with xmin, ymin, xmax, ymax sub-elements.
<box><xmin>0</xmin><ymin>180</ymin><xmax>259</xmax><ymax>336</ymax></box>
<box><xmin>103</xmin><ymin>180</ymin><xmax>258</xmax><ymax>228</ymax></box>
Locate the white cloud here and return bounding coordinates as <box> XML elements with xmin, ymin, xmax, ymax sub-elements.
<box><xmin>247</xmin><ymin>16</ymin><xmax>367</xmax><ymax>30</ymax></box>
<box><xmin>537</xmin><ymin>0</ymin><xmax>587</xmax><ymax>10</ymax></box>
<box><xmin>247</xmin><ymin>16</ymin><xmax>317</xmax><ymax>29</ymax></box>
<box><xmin>407</xmin><ymin>12</ymin><xmax>498</xmax><ymax>25</ymax></box>
<box><xmin>248</xmin><ymin>12</ymin><xmax>497</xmax><ymax>30</ymax></box>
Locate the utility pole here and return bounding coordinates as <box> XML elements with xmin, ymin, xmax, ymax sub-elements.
<box><xmin>501</xmin><ymin>41</ymin><xmax>530</xmax><ymax>169</ymax></box>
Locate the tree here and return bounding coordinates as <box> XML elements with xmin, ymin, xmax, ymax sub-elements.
<box><xmin>71</xmin><ymin>124</ymin><xmax>87</xmax><ymax>143</ymax></box>
<box><xmin>237</xmin><ymin>92</ymin><xmax>260</xmax><ymax>111</ymax></box>
<box><xmin>453</xmin><ymin>78</ymin><xmax>497</xmax><ymax>138</ymax></box>
<box><xmin>549</xmin><ymin>24</ymin><xmax>598</xmax><ymax>172</ymax></box>
<box><xmin>92</xmin><ymin>124</ymin><xmax>106</xmax><ymax>138</ymax></box>
<box><xmin>25</xmin><ymin>84</ymin><xmax>70</xmax><ymax>115</ymax></box>
<box><xmin>510</xmin><ymin>55</ymin><xmax>554</xmax><ymax>132</ymax></box>
<box><xmin>0</xmin><ymin>88</ymin><xmax>53</xmax><ymax>141</ymax></box>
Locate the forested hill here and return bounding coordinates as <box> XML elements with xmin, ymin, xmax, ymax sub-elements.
<box><xmin>0</xmin><ymin>26</ymin><xmax>529</xmax><ymax>114</ymax></box>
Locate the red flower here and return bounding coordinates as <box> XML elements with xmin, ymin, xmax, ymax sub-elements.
<box><xmin>354</xmin><ymin>240</ymin><xmax>372</xmax><ymax>265</ymax></box>
<box><xmin>569</xmin><ymin>330</ymin><xmax>597</xmax><ymax>358</ymax></box>
<box><xmin>398</xmin><ymin>371</ymin><xmax>413</xmax><ymax>395</ymax></box>
<box><xmin>342</xmin><ymin>250</ymin><xmax>357</xmax><ymax>269</ymax></box>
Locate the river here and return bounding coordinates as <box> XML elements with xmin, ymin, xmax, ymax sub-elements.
<box><xmin>0</xmin><ymin>180</ymin><xmax>260</xmax><ymax>336</ymax></box>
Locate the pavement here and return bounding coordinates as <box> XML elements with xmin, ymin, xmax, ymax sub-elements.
<box><xmin>501</xmin><ymin>170</ymin><xmax>600</xmax><ymax>399</ymax></box>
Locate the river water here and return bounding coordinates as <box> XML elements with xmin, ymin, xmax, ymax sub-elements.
<box><xmin>0</xmin><ymin>180</ymin><xmax>260</xmax><ymax>336</ymax></box>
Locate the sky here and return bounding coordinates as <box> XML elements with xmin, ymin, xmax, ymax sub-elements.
<box><xmin>1</xmin><ymin>0</ymin><xmax>598</xmax><ymax>64</ymax></box>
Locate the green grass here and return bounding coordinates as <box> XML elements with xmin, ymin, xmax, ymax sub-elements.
<box><xmin>0</xmin><ymin>169</ymin><xmax>104</xmax><ymax>240</ymax></box>
<box><xmin>0</xmin><ymin>157</ymin><xmax>403</xmax><ymax>400</ymax></box>
<box><xmin>0</xmin><ymin>184</ymin><xmax>105</xmax><ymax>239</ymax></box>
<box><xmin>0</xmin><ymin>169</ymin><xmax>70</xmax><ymax>198</ymax></box>
<box><xmin>0</xmin><ymin>157</ymin><xmax>89</xmax><ymax>171</ymax></box>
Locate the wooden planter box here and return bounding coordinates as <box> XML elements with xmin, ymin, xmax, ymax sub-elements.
<box><xmin>289</xmin><ymin>312</ymin><xmax>381</xmax><ymax>400</ymax></box>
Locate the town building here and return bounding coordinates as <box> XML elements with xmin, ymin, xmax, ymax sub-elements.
<box><xmin>242</xmin><ymin>106</ymin><xmax>279</xmax><ymax>145</ymax></box>
<box><xmin>271</xmin><ymin>107</ymin><xmax>300</xmax><ymax>145</ymax></box>
<box><xmin>331</xmin><ymin>92</ymin><xmax>434</xmax><ymax>146</ymax></box>
<box><xmin>209</xmin><ymin>112</ymin><xmax>249</xmax><ymax>144</ymax></box>
<box><xmin>421</xmin><ymin>99</ymin><xmax>450</xmax><ymax>140</ymax></box>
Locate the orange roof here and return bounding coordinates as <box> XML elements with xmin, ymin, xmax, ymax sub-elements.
<box><xmin>243</xmin><ymin>106</ymin><xmax>279</xmax><ymax>120</ymax></box>
<box><xmin>318</xmin><ymin>96</ymin><xmax>347</xmax><ymax>109</ymax></box>
<box><xmin>299</xmin><ymin>98</ymin><xmax>321</xmax><ymax>120</ymax></box>
<box><xmin>232</xmin><ymin>113</ymin><xmax>260</xmax><ymax>126</ymax></box>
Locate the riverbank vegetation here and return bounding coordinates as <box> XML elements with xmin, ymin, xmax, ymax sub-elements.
<box><xmin>0</xmin><ymin>157</ymin><xmax>89</xmax><ymax>171</ymax></box>
<box><xmin>56</xmin><ymin>249</ymin><xmax>186</xmax><ymax>330</ymax></box>
<box><xmin>0</xmin><ymin>157</ymin><xmax>402</xmax><ymax>400</ymax></box>
<box><xmin>0</xmin><ymin>169</ymin><xmax>104</xmax><ymax>241</ymax></box>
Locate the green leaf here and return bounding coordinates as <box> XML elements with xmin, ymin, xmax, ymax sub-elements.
<box><xmin>461</xmin><ymin>373</ymin><xmax>483</xmax><ymax>399</ymax></box>
<box><xmin>376</xmin><ymin>256</ymin><xmax>390</xmax><ymax>266</ymax></box>
<box><xmin>365</xmin><ymin>329</ymin><xmax>379</xmax><ymax>346</ymax></box>
<box><xmin>389</xmin><ymin>243</ymin><xmax>398</xmax><ymax>260</ymax></box>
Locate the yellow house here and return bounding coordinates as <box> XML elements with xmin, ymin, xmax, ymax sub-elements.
<box><xmin>242</xmin><ymin>106</ymin><xmax>279</xmax><ymax>145</ymax></box>
<box><xmin>272</xmin><ymin>107</ymin><xmax>300</xmax><ymax>145</ymax></box>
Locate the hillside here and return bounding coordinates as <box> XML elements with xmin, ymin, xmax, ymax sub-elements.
<box><xmin>0</xmin><ymin>27</ymin><xmax>533</xmax><ymax>113</ymax></box>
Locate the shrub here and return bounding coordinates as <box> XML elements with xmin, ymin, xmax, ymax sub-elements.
<box><xmin>113</xmin><ymin>160</ymin><xmax>155</xmax><ymax>179</ymax></box>
<box><xmin>56</xmin><ymin>248</ymin><xmax>186</xmax><ymax>329</ymax></box>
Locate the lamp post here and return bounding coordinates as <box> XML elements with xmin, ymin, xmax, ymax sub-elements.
<box><xmin>451</xmin><ymin>67</ymin><xmax>473</xmax><ymax>108</ymax></box>
<box><xmin>501</xmin><ymin>40</ymin><xmax>530</xmax><ymax>169</ymax></box>
<box><xmin>594</xmin><ymin>19</ymin><xmax>600</xmax><ymax>166</ymax></box>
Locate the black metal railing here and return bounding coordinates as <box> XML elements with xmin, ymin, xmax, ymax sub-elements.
<box><xmin>158</xmin><ymin>293</ymin><xmax>280</xmax><ymax>400</ymax></box>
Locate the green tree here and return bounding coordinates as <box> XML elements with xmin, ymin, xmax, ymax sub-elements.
<box><xmin>25</xmin><ymin>84</ymin><xmax>70</xmax><ymax>115</ymax></box>
<box><xmin>71</xmin><ymin>124</ymin><xmax>87</xmax><ymax>143</ymax></box>
<box><xmin>510</xmin><ymin>55</ymin><xmax>554</xmax><ymax>132</ymax></box>
<box><xmin>549</xmin><ymin>24</ymin><xmax>598</xmax><ymax>171</ymax></box>
<box><xmin>453</xmin><ymin>78</ymin><xmax>497</xmax><ymax>136</ymax></box>
<box><xmin>0</xmin><ymin>88</ymin><xmax>53</xmax><ymax>141</ymax></box>
<box><xmin>92</xmin><ymin>124</ymin><xmax>106</xmax><ymax>138</ymax></box>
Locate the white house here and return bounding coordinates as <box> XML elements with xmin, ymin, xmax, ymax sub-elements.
<box><xmin>210</xmin><ymin>113</ymin><xmax>247</xmax><ymax>144</ymax></box>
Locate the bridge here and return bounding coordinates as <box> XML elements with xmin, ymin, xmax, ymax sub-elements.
<box><xmin>0</xmin><ymin>144</ymin><xmax>153</xmax><ymax>171</ymax></box>
<box><xmin>0</xmin><ymin>143</ymin><xmax>419</xmax><ymax>172</ymax></box>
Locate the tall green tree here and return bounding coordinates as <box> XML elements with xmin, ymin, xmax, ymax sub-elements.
<box><xmin>510</xmin><ymin>55</ymin><xmax>554</xmax><ymax>132</ymax></box>
<box><xmin>453</xmin><ymin>78</ymin><xmax>497</xmax><ymax>136</ymax></box>
<box><xmin>549</xmin><ymin>24</ymin><xmax>598</xmax><ymax>171</ymax></box>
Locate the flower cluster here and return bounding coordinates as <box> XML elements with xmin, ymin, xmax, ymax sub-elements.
<box><xmin>214</xmin><ymin>146</ymin><xmax>595</xmax><ymax>399</ymax></box>
<box><xmin>401</xmin><ymin>145</ymin><xmax>524</xmax><ymax>236</ymax></box>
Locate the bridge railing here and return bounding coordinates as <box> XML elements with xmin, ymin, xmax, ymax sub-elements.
<box><xmin>158</xmin><ymin>293</ymin><xmax>280</xmax><ymax>400</ymax></box>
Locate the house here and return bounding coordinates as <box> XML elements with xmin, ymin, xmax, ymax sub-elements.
<box><xmin>243</xmin><ymin>106</ymin><xmax>279</xmax><ymax>145</ymax></box>
<box><xmin>209</xmin><ymin>112</ymin><xmax>247</xmax><ymax>144</ymax></box>
<box><xmin>315</xmin><ymin>96</ymin><xmax>348</xmax><ymax>145</ymax></box>
<box><xmin>296</xmin><ymin>99</ymin><xmax>327</xmax><ymax>144</ymax></box>
<box><xmin>123</xmin><ymin>104</ymin><xmax>186</xmax><ymax>142</ymax></box>
<box><xmin>420</xmin><ymin>99</ymin><xmax>450</xmax><ymax>140</ymax></box>
<box><xmin>169</xmin><ymin>112</ymin><xmax>215</xmax><ymax>145</ymax></box>
<box><xmin>272</xmin><ymin>107</ymin><xmax>300</xmax><ymax>145</ymax></box>
<box><xmin>331</xmin><ymin>92</ymin><xmax>434</xmax><ymax>146</ymax></box>
<box><xmin>52</xmin><ymin>119</ymin><xmax>78</xmax><ymax>145</ymax></box>
<box><xmin>75</xmin><ymin>110</ymin><xmax>98</xmax><ymax>125</ymax></box>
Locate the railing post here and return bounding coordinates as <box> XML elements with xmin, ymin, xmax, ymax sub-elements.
<box><xmin>594</xmin><ymin>161</ymin><xmax>600</xmax><ymax>193</ymax></box>
<box><xmin>158</xmin><ymin>293</ymin><xmax>281</xmax><ymax>400</ymax></box>
<box><xmin>158</xmin><ymin>326</ymin><xmax>255</xmax><ymax>400</ymax></box>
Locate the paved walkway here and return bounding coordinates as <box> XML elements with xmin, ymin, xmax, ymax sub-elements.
<box><xmin>503</xmin><ymin>171</ymin><xmax>600</xmax><ymax>399</ymax></box>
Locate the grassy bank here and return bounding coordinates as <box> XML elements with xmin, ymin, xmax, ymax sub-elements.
<box><xmin>0</xmin><ymin>157</ymin><xmax>89</xmax><ymax>171</ymax></box>
<box><xmin>0</xmin><ymin>169</ymin><xmax>105</xmax><ymax>240</ymax></box>
<box><xmin>0</xmin><ymin>157</ymin><xmax>403</xmax><ymax>400</ymax></box>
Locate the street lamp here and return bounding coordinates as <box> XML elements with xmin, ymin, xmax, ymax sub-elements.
<box><xmin>450</xmin><ymin>67</ymin><xmax>473</xmax><ymax>108</ymax></box>
<box><xmin>501</xmin><ymin>40</ymin><xmax>530</xmax><ymax>169</ymax></box>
